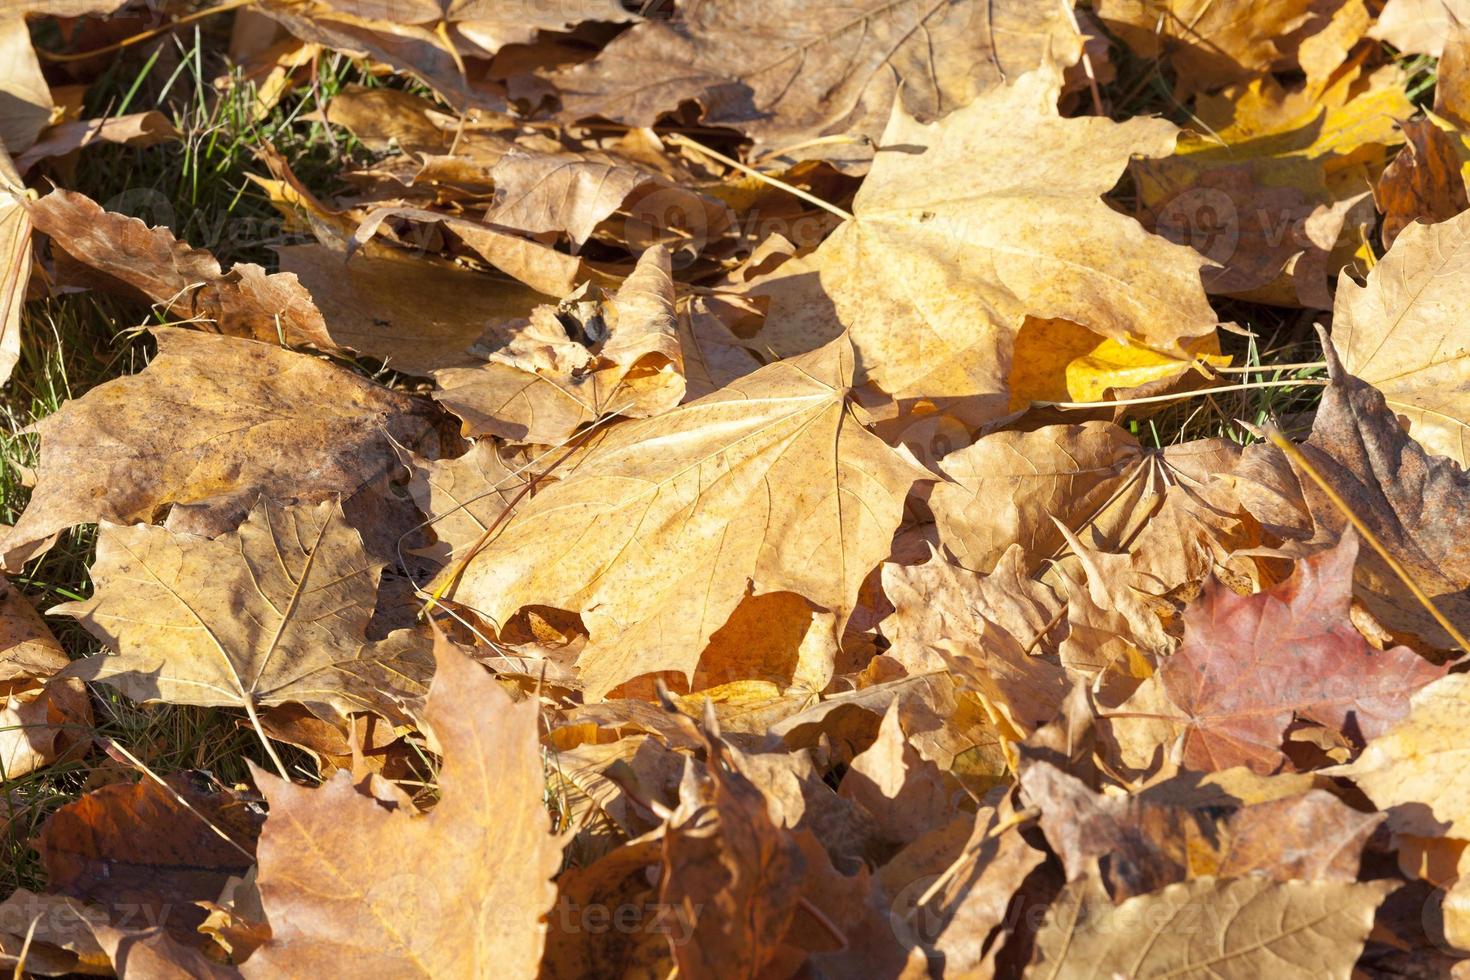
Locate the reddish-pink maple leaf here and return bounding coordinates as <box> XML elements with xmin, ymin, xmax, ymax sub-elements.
<box><xmin>1118</xmin><ymin>531</ymin><xmax>1448</xmax><ymax>773</ymax></box>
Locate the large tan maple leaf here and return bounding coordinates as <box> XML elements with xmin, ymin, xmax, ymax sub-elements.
<box><xmin>758</xmin><ymin>65</ymin><xmax>1219</xmax><ymax>426</ymax></box>
<box><xmin>437</xmin><ymin>336</ymin><xmax>929</xmax><ymax>699</ymax></box>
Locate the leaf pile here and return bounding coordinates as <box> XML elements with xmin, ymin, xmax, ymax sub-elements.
<box><xmin>4</xmin><ymin>2</ymin><xmax>1470</xmax><ymax>977</ymax></box>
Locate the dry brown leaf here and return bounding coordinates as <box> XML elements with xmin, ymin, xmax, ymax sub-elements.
<box><xmin>245</xmin><ymin>636</ymin><xmax>567</xmax><ymax>976</ymax></box>
<box><xmin>902</xmin><ymin>801</ymin><xmax>1046</xmax><ymax>977</ymax></box>
<box><xmin>313</xmin><ymin>0</ymin><xmax>636</xmax><ymax>55</ymax></box>
<box><xmin>659</xmin><ymin>721</ymin><xmax>807</xmax><ymax>979</ymax></box>
<box><xmin>0</xmin><ymin>14</ymin><xmax>53</xmax><ymax>155</ymax></box>
<box><xmin>408</xmin><ymin>439</ymin><xmax>529</xmax><ymax>569</ymax></box>
<box><xmin>0</xmin><ymin>582</ymin><xmax>90</xmax><ymax>779</ymax></box>
<box><xmin>437</xmin><ymin>336</ymin><xmax>928</xmax><ymax>699</ymax></box>
<box><xmin>0</xmin><ymin>329</ymin><xmax>435</xmax><ymax>569</ymax></box>
<box><xmin>0</xmin><ymin>889</ymin><xmax>112</xmax><ymax>976</ymax></box>
<box><xmin>837</xmin><ymin>699</ymin><xmax>958</xmax><ymax>850</ymax></box>
<box><xmin>487</xmin><ymin>147</ymin><xmax>730</xmax><ymax>250</ymax></box>
<box><xmin>1096</xmin><ymin>0</ymin><xmax>1316</xmax><ymax>93</ymax></box>
<box><xmin>35</xmin><ymin>772</ymin><xmax>260</xmax><ymax>947</ymax></box>
<box><xmin>1133</xmin><ymin>69</ymin><xmax>1411</xmax><ymax>307</ymax></box>
<box><xmin>28</xmin><ymin>189</ymin><xmax>332</xmax><ymax>348</ymax></box>
<box><xmin>1257</xmin><ymin>338</ymin><xmax>1470</xmax><ymax>648</ymax></box>
<box><xmin>1025</xmin><ymin>875</ymin><xmax>1393</xmax><ymax>979</ymax></box>
<box><xmin>1332</xmin><ymin>206</ymin><xmax>1470</xmax><ymax>465</ymax></box>
<box><xmin>434</xmin><ymin>245</ymin><xmax>685</xmax><ymax>444</ymax></box>
<box><xmin>764</xmin><ymin>66</ymin><xmax>1215</xmax><ymax>427</ymax></box>
<box><xmin>15</xmin><ymin>111</ymin><xmax>177</xmax><ymax>173</ymax></box>
<box><xmin>882</xmin><ymin>550</ymin><xmax>1068</xmax><ymax>738</ymax></box>
<box><xmin>1021</xmin><ymin>761</ymin><xmax>1382</xmax><ymax>900</ymax></box>
<box><xmin>551</xmin><ymin>0</ymin><xmax>1081</xmax><ymax>168</ymax></box>
<box><xmin>56</xmin><ymin>497</ymin><xmax>432</xmax><ymax>723</ymax></box>
<box><xmin>277</xmin><ymin>242</ymin><xmax>550</xmax><ymax>376</ymax></box>
<box><xmin>1374</xmin><ymin>118</ymin><xmax>1470</xmax><ymax>248</ymax></box>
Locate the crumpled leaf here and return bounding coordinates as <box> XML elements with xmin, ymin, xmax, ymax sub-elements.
<box><xmin>1133</xmin><ymin>68</ymin><xmax>1411</xmax><ymax>307</ymax></box>
<box><xmin>1332</xmin><ymin>206</ymin><xmax>1470</xmax><ymax>466</ymax></box>
<box><xmin>1373</xmin><ymin>117</ymin><xmax>1469</xmax><ymax>248</ymax></box>
<box><xmin>0</xmin><ymin>329</ymin><xmax>436</xmax><ymax>569</ymax></box>
<box><xmin>882</xmin><ymin>550</ymin><xmax>1069</xmax><ymax>738</ymax></box>
<box><xmin>56</xmin><ymin>497</ymin><xmax>432</xmax><ymax>723</ymax></box>
<box><xmin>28</xmin><ymin>189</ymin><xmax>333</xmax><ymax>348</ymax></box>
<box><xmin>1106</xmin><ymin>533</ymin><xmax>1447</xmax><ymax>775</ymax></box>
<box><xmin>434</xmin><ymin>245</ymin><xmax>685</xmax><ymax>444</ymax></box>
<box><xmin>244</xmin><ymin>636</ymin><xmax>567</xmax><ymax>977</ymax></box>
<box><xmin>659</xmin><ymin>718</ymin><xmax>807</xmax><ymax>979</ymax></box>
<box><xmin>487</xmin><ymin>147</ymin><xmax>730</xmax><ymax>249</ymax></box>
<box><xmin>759</xmin><ymin>65</ymin><xmax>1216</xmax><ymax>427</ymax></box>
<box><xmin>1025</xmin><ymin>875</ymin><xmax>1393</xmax><ymax>979</ymax></box>
<box><xmin>1021</xmin><ymin>761</ymin><xmax>1382</xmax><ymax>900</ymax></box>
<box><xmin>551</xmin><ymin>0</ymin><xmax>1081</xmax><ymax>168</ymax></box>
<box><xmin>0</xmin><ymin>583</ymin><xmax>90</xmax><ymax>780</ymax></box>
<box><xmin>437</xmin><ymin>337</ymin><xmax>928</xmax><ymax>699</ymax></box>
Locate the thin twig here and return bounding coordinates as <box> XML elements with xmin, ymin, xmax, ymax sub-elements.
<box><xmin>665</xmin><ymin>133</ymin><xmax>855</xmax><ymax>221</ymax></box>
<box><xmin>1036</xmin><ymin>378</ymin><xmax>1326</xmax><ymax>410</ymax></box>
<box><xmin>101</xmin><ymin>738</ymin><xmax>257</xmax><ymax>859</ymax></box>
<box><xmin>37</xmin><ymin>0</ymin><xmax>252</xmax><ymax>62</ymax></box>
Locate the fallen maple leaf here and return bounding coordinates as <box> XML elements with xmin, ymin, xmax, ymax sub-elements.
<box><xmin>436</xmin><ymin>336</ymin><xmax>928</xmax><ymax>699</ymax></box>
<box><xmin>1107</xmin><ymin>532</ymin><xmax>1447</xmax><ymax>775</ymax></box>
<box><xmin>28</xmin><ymin>190</ymin><xmax>332</xmax><ymax>349</ymax></box>
<box><xmin>759</xmin><ymin>65</ymin><xmax>1217</xmax><ymax>427</ymax></box>
<box><xmin>56</xmin><ymin>497</ymin><xmax>432</xmax><ymax>724</ymax></box>
<box><xmin>244</xmin><ymin>636</ymin><xmax>566</xmax><ymax>976</ymax></box>
<box><xmin>0</xmin><ymin>328</ymin><xmax>436</xmax><ymax>569</ymax></box>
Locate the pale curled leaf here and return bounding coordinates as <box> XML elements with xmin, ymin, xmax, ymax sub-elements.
<box><xmin>434</xmin><ymin>245</ymin><xmax>685</xmax><ymax>444</ymax></box>
<box><xmin>57</xmin><ymin>497</ymin><xmax>431</xmax><ymax>722</ymax></box>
